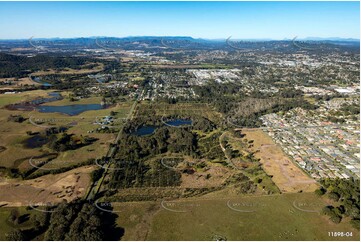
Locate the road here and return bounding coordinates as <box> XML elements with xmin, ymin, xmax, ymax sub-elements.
<box><xmin>85</xmin><ymin>89</ymin><xmax>144</xmax><ymax>201</ymax></box>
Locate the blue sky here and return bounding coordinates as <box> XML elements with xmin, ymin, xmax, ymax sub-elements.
<box><xmin>0</xmin><ymin>1</ymin><xmax>359</xmax><ymax>39</ymax></box>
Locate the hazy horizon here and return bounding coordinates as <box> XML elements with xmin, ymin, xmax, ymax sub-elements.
<box><xmin>0</xmin><ymin>1</ymin><xmax>359</xmax><ymax>39</ymax></box>
<box><xmin>0</xmin><ymin>36</ymin><xmax>360</xmax><ymax>41</ymax></box>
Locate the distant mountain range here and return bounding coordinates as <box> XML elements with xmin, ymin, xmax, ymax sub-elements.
<box><xmin>1</xmin><ymin>36</ymin><xmax>359</xmax><ymax>42</ymax></box>
<box><xmin>302</xmin><ymin>37</ymin><xmax>360</xmax><ymax>41</ymax></box>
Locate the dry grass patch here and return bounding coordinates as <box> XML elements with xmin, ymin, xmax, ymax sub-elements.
<box><xmin>242</xmin><ymin>128</ymin><xmax>319</xmax><ymax>193</ymax></box>
<box><xmin>0</xmin><ymin>165</ymin><xmax>95</xmax><ymax>207</ymax></box>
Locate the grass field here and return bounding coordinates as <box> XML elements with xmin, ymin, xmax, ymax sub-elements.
<box><xmin>111</xmin><ymin>192</ymin><xmax>359</xmax><ymax>241</ymax></box>
<box><xmin>0</xmin><ymin>206</ymin><xmax>42</xmax><ymax>240</ymax></box>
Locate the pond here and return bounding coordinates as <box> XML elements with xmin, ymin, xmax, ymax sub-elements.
<box><xmin>164</xmin><ymin>119</ymin><xmax>192</xmax><ymax>127</ymax></box>
<box><xmin>30</xmin><ymin>92</ymin><xmax>62</xmax><ymax>105</ymax></box>
<box><xmin>32</xmin><ymin>77</ymin><xmax>53</xmax><ymax>87</ymax></box>
<box><xmin>7</xmin><ymin>92</ymin><xmax>62</xmax><ymax>111</ymax></box>
<box><xmin>132</xmin><ymin>119</ymin><xmax>193</xmax><ymax>137</ymax></box>
<box><xmin>37</xmin><ymin>104</ymin><xmax>107</xmax><ymax>116</ymax></box>
<box><xmin>132</xmin><ymin>125</ymin><xmax>157</xmax><ymax>136</ymax></box>
<box><xmin>8</xmin><ymin>92</ymin><xmax>108</xmax><ymax>115</ymax></box>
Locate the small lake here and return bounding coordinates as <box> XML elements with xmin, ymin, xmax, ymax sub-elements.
<box><xmin>32</xmin><ymin>77</ymin><xmax>53</xmax><ymax>87</ymax></box>
<box><xmin>132</xmin><ymin>126</ymin><xmax>157</xmax><ymax>136</ymax></box>
<box><xmin>37</xmin><ymin>104</ymin><xmax>106</xmax><ymax>116</ymax></box>
<box><xmin>7</xmin><ymin>92</ymin><xmax>107</xmax><ymax>115</ymax></box>
<box><xmin>165</xmin><ymin>119</ymin><xmax>192</xmax><ymax>127</ymax></box>
<box><xmin>7</xmin><ymin>92</ymin><xmax>62</xmax><ymax>111</ymax></box>
<box><xmin>132</xmin><ymin>119</ymin><xmax>192</xmax><ymax>137</ymax></box>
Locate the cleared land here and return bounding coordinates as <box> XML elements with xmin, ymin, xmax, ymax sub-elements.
<box><xmin>0</xmin><ymin>165</ymin><xmax>95</xmax><ymax>207</ymax></box>
<box><xmin>241</xmin><ymin>128</ymin><xmax>319</xmax><ymax>193</ymax></box>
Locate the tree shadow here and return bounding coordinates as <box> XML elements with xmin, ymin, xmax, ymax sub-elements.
<box><xmin>100</xmin><ymin>207</ymin><xmax>125</xmax><ymax>240</ymax></box>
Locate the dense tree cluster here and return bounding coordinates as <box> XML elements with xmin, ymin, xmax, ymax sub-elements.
<box><xmin>198</xmin><ymin>132</ymin><xmax>226</xmax><ymax>162</ymax></box>
<box><xmin>227</xmin><ymin>98</ymin><xmax>317</xmax><ymax>127</ymax></box>
<box><xmin>109</xmin><ymin>159</ymin><xmax>181</xmax><ymax>189</ymax></box>
<box><xmin>193</xmin><ymin>81</ymin><xmax>317</xmax><ymax>127</ymax></box>
<box><xmin>117</xmin><ymin>126</ymin><xmax>197</xmax><ymax>160</ymax></box>
<box><xmin>48</xmin><ymin>133</ymin><xmax>98</xmax><ymax>152</ymax></box>
<box><xmin>0</xmin><ymin>166</ymin><xmax>21</xmax><ymax>178</ymax></box>
<box><xmin>192</xmin><ymin>116</ymin><xmax>217</xmax><ymax>132</ymax></box>
<box><xmin>7</xmin><ymin>114</ymin><xmax>26</xmax><ymax>123</ymax></box>
<box><xmin>0</xmin><ymin>53</ymin><xmax>90</xmax><ymax>78</ymax></box>
<box><xmin>90</xmin><ymin>168</ymin><xmax>104</xmax><ymax>182</ymax></box>
<box><xmin>223</xmin><ymin>173</ymin><xmax>257</xmax><ymax>194</ymax></box>
<box><xmin>317</xmin><ymin>178</ymin><xmax>360</xmax><ymax>229</ymax></box>
<box><xmin>44</xmin><ymin>200</ymin><xmax>122</xmax><ymax>240</ymax></box>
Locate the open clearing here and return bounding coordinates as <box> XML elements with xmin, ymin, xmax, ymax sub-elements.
<box><xmin>111</xmin><ymin>192</ymin><xmax>359</xmax><ymax>241</ymax></box>
<box><xmin>0</xmin><ymin>165</ymin><xmax>95</xmax><ymax>207</ymax></box>
<box><xmin>241</xmin><ymin>128</ymin><xmax>319</xmax><ymax>193</ymax></box>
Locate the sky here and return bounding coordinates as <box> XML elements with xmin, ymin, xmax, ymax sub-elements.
<box><xmin>0</xmin><ymin>1</ymin><xmax>359</xmax><ymax>39</ymax></box>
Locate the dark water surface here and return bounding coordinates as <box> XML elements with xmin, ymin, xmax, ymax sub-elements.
<box><xmin>132</xmin><ymin>119</ymin><xmax>192</xmax><ymax>136</ymax></box>
<box><xmin>132</xmin><ymin>126</ymin><xmax>157</xmax><ymax>136</ymax></box>
<box><xmin>37</xmin><ymin>104</ymin><xmax>106</xmax><ymax>116</ymax></box>
<box><xmin>165</xmin><ymin>119</ymin><xmax>192</xmax><ymax>126</ymax></box>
